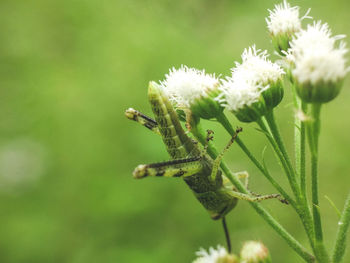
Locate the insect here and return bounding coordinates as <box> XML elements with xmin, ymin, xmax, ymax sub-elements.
<box><xmin>125</xmin><ymin>82</ymin><xmax>287</xmax><ymax>220</ymax></box>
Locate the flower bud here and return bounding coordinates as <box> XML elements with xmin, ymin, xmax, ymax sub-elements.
<box><xmin>160</xmin><ymin>66</ymin><xmax>224</xmax><ymax>120</ymax></box>
<box><xmin>295</xmin><ymin>80</ymin><xmax>343</xmax><ymax>103</ymax></box>
<box><xmin>266</xmin><ymin>1</ymin><xmax>310</xmax><ymax>55</ymax></box>
<box><xmin>261</xmin><ymin>79</ymin><xmax>284</xmax><ymax>111</ymax></box>
<box><xmin>219</xmin><ymin>46</ymin><xmax>285</xmax><ymax>123</ymax></box>
<box><xmin>287</xmin><ymin>21</ymin><xmax>348</xmax><ymax>103</ymax></box>
<box><xmin>240</xmin><ymin>241</ymin><xmax>271</xmax><ymax>263</ymax></box>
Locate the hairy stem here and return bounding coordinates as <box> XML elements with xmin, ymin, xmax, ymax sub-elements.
<box><xmin>306</xmin><ymin>103</ymin><xmax>329</xmax><ymax>262</ymax></box>
<box><xmin>258</xmin><ymin>113</ymin><xmax>317</xmax><ymax>258</ymax></box>
<box><xmin>264</xmin><ymin>111</ymin><xmax>298</xmax><ymax>194</ymax></box>
<box><xmin>299</xmin><ymin>102</ymin><xmax>307</xmax><ymax>199</ymax></box>
<box><xmin>333</xmin><ymin>191</ymin><xmax>350</xmax><ymax>263</ymax></box>
<box><xmin>292</xmin><ymin>84</ymin><xmax>307</xmax><ymax>199</ymax></box>
<box><xmin>256</xmin><ymin>117</ymin><xmax>300</xmax><ymax>198</ymax></box>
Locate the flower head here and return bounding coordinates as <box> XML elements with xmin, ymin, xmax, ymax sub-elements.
<box><xmin>160</xmin><ymin>66</ymin><xmax>223</xmax><ymax>119</ymax></box>
<box><xmin>266</xmin><ymin>1</ymin><xmax>311</xmax><ymax>55</ymax></box>
<box><xmin>219</xmin><ymin>46</ymin><xmax>285</xmax><ymax>122</ymax></box>
<box><xmin>193</xmin><ymin>245</ymin><xmax>238</xmax><ymax>263</ymax></box>
<box><xmin>288</xmin><ymin>21</ymin><xmax>348</xmax><ymax>103</ymax></box>
<box><xmin>240</xmin><ymin>241</ymin><xmax>271</xmax><ymax>263</ymax></box>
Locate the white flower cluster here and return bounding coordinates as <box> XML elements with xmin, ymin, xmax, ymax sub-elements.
<box><xmin>266</xmin><ymin>0</ymin><xmax>309</xmax><ymax>36</ymax></box>
<box><xmin>219</xmin><ymin>46</ymin><xmax>284</xmax><ymax>111</ymax></box>
<box><xmin>193</xmin><ymin>245</ymin><xmax>232</xmax><ymax>263</ymax></box>
<box><xmin>288</xmin><ymin>21</ymin><xmax>348</xmax><ymax>84</ymax></box>
<box><xmin>160</xmin><ymin>65</ymin><xmax>220</xmax><ymax>108</ymax></box>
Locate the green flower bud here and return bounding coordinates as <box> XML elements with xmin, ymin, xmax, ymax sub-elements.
<box><xmin>233</xmin><ymin>100</ymin><xmax>267</xmax><ymax>123</ymax></box>
<box><xmin>261</xmin><ymin>79</ymin><xmax>284</xmax><ymax>111</ymax></box>
<box><xmin>271</xmin><ymin>32</ymin><xmax>293</xmax><ymax>56</ymax></box>
<box><xmin>189</xmin><ymin>87</ymin><xmax>224</xmax><ymax>120</ymax></box>
<box><xmin>295</xmin><ymin>80</ymin><xmax>343</xmax><ymax>103</ymax></box>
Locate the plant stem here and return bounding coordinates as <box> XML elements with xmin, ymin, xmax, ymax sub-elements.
<box><xmin>307</xmin><ymin>103</ymin><xmax>329</xmax><ymax>262</ymax></box>
<box><xmin>264</xmin><ymin>111</ymin><xmax>297</xmax><ymax>192</ymax></box>
<box><xmin>291</xmin><ymin>83</ymin><xmax>307</xmax><ymax>199</ymax></box>
<box><xmin>256</xmin><ymin>117</ymin><xmax>300</xmax><ymax>198</ymax></box>
<box><xmin>308</xmin><ymin>104</ymin><xmax>322</xmax><ymax>238</ymax></box>
<box><xmin>216</xmin><ymin>112</ymin><xmax>295</xmax><ymax>206</ymax></box>
<box><xmin>333</xmin><ymin>191</ymin><xmax>350</xmax><ymax>263</ymax></box>
<box><xmin>258</xmin><ymin>113</ymin><xmax>317</xmax><ymax>258</ymax></box>
<box><xmin>191</xmin><ymin>122</ymin><xmax>315</xmax><ymax>263</ymax></box>
<box><xmin>299</xmin><ymin>102</ymin><xmax>307</xmax><ymax>199</ymax></box>
<box><xmin>222</xmin><ymin>217</ymin><xmax>232</xmax><ymax>253</ymax></box>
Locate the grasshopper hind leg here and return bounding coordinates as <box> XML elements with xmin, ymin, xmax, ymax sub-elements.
<box><xmin>133</xmin><ymin>157</ymin><xmax>203</xmax><ymax>179</ymax></box>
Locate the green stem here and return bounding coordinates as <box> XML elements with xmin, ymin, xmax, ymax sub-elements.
<box><xmin>292</xmin><ymin>84</ymin><xmax>301</xmax><ymax>179</ymax></box>
<box><xmin>333</xmin><ymin>191</ymin><xmax>350</xmax><ymax>263</ymax></box>
<box><xmin>264</xmin><ymin>111</ymin><xmax>297</xmax><ymax>191</ymax></box>
<box><xmin>307</xmin><ymin>103</ymin><xmax>329</xmax><ymax>262</ymax></box>
<box><xmin>216</xmin><ymin>112</ymin><xmax>295</xmax><ymax>206</ymax></box>
<box><xmin>256</xmin><ymin>117</ymin><xmax>300</xmax><ymax>198</ymax></box>
<box><xmin>309</xmin><ymin>104</ymin><xmax>322</xmax><ymax>239</ymax></box>
<box><xmin>300</xmin><ymin>102</ymin><xmax>307</xmax><ymax>199</ymax></box>
<box><xmin>291</xmin><ymin>83</ymin><xmax>307</xmax><ymax>199</ymax></box>
<box><xmin>191</xmin><ymin>122</ymin><xmax>315</xmax><ymax>263</ymax></box>
<box><xmin>258</xmin><ymin>113</ymin><xmax>317</xmax><ymax>257</ymax></box>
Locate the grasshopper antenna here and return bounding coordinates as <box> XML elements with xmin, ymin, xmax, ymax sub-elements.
<box><xmin>222</xmin><ymin>217</ymin><xmax>232</xmax><ymax>253</ymax></box>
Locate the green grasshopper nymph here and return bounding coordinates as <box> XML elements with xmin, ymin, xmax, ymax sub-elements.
<box><xmin>126</xmin><ymin>82</ymin><xmax>286</xmax><ymax>220</ymax></box>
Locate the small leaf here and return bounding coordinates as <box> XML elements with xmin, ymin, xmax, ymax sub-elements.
<box><xmin>325</xmin><ymin>195</ymin><xmax>342</xmax><ymax>218</ymax></box>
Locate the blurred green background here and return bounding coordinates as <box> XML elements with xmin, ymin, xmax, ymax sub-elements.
<box><xmin>0</xmin><ymin>0</ymin><xmax>349</xmax><ymax>262</ymax></box>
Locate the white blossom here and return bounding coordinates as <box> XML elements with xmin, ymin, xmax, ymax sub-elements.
<box><xmin>266</xmin><ymin>0</ymin><xmax>310</xmax><ymax>36</ymax></box>
<box><xmin>237</xmin><ymin>46</ymin><xmax>285</xmax><ymax>85</ymax></box>
<box><xmin>193</xmin><ymin>245</ymin><xmax>232</xmax><ymax>263</ymax></box>
<box><xmin>160</xmin><ymin>65</ymin><xmax>220</xmax><ymax>108</ymax></box>
<box><xmin>219</xmin><ymin>74</ymin><xmax>263</xmax><ymax>112</ymax></box>
<box><xmin>288</xmin><ymin>21</ymin><xmax>348</xmax><ymax>84</ymax></box>
<box><xmin>219</xmin><ymin>46</ymin><xmax>284</xmax><ymax>111</ymax></box>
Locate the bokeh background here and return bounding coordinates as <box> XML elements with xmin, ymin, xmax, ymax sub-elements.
<box><xmin>0</xmin><ymin>0</ymin><xmax>349</xmax><ymax>262</ymax></box>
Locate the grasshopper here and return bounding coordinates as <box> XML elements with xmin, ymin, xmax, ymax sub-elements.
<box><xmin>126</xmin><ymin>82</ymin><xmax>286</xmax><ymax>220</ymax></box>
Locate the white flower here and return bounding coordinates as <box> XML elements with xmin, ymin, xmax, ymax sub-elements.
<box><xmin>219</xmin><ymin>46</ymin><xmax>284</xmax><ymax>112</ymax></box>
<box><xmin>266</xmin><ymin>0</ymin><xmax>310</xmax><ymax>36</ymax></box>
<box><xmin>237</xmin><ymin>46</ymin><xmax>285</xmax><ymax>85</ymax></box>
<box><xmin>240</xmin><ymin>241</ymin><xmax>270</xmax><ymax>263</ymax></box>
<box><xmin>193</xmin><ymin>245</ymin><xmax>233</xmax><ymax>263</ymax></box>
<box><xmin>219</xmin><ymin>75</ymin><xmax>262</xmax><ymax>112</ymax></box>
<box><xmin>160</xmin><ymin>65</ymin><xmax>220</xmax><ymax>108</ymax></box>
<box><xmin>288</xmin><ymin>21</ymin><xmax>348</xmax><ymax>84</ymax></box>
